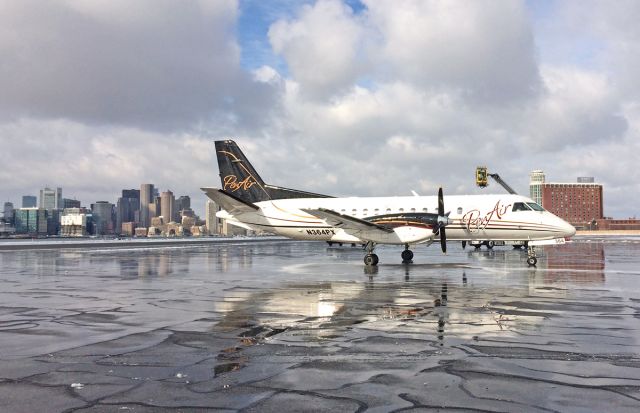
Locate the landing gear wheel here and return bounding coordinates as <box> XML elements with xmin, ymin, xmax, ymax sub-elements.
<box><xmin>401</xmin><ymin>249</ymin><xmax>414</xmax><ymax>262</ymax></box>
<box><xmin>364</xmin><ymin>254</ymin><xmax>379</xmax><ymax>266</ymax></box>
<box><xmin>527</xmin><ymin>256</ymin><xmax>537</xmax><ymax>266</ymax></box>
<box><xmin>485</xmin><ymin>241</ymin><xmax>495</xmax><ymax>250</ymax></box>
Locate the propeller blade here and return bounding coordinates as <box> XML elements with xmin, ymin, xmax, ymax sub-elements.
<box><xmin>462</xmin><ymin>240</ymin><xmax>466</xmax><ymax>249</ymax></box>
<box><xmin>438</xmin><ymin>187</ymin><xmax>444</xmax><ymax>217</ymax></box>
<box><xmin>440</xmin><ymin>227</ymin><xmax>447</xmax><ymax>254</ymax></box>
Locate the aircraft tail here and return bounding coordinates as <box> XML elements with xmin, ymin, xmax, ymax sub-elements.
<box><xmin>214</xmin><ymin>139</ymin><xmax>333</xmax><ymax>203</ymax></box>
<box><xmin>215</xmin><ymin>140</ymin><xmax>271</xmax><ymax>203</ymax></box>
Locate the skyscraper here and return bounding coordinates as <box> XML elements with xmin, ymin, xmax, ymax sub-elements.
<box><xmin>15</xmin><ymin>208</ymin><xmax>39</xmax><ymax>234</ymax></box>
<box><xmin>22</xmin><ymin>195</ymin><xmax>37</xmax><ymax>208</ymax></box>
<box><xmin>3</xmin><ymin>202</ymin><xmax>14</xmax><ymax>224</ymax></box>
<box><xmin>205</xmin><ymin>200</ymin><xmax>220</xmax><ymax>235</ymax></box>
<box><xmin>176</xmin><ymin>196</ymin><xmax>191</xmax><ymax>213</ymax></box>
<box><xmin>139</xmin><ymin>184</ymin><xmax>154</xmax><ymax>228</ymax></box>
<box><xmin>161</xmin><ymin>191</ymin><xmax>176</xmax><ymax>223</ymax></box>
<box><xmin>91</xmin><ymin>201</ymin><xmax>115</xmax><ymax>235</ymax></box>
<box><xmin>116</xmin><ymin>189</ymin><xmax>140</xmax><ymax>234</ymax></box>
<box><xmin>39</xmin><ymin>187</ymin><xmax>62</xmax><ymax>211</ymax></box>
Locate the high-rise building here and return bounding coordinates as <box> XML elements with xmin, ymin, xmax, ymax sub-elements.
<box><xmin>47</xmin><ymin>209</ymin><xmax>60</xmax><ymax>235</ymax></box>
<box><xmin>529</xmin><ymin>170</ymin><xmax>545</xmax><ymax>206</ymax></box>
<box><xmin>22</xmin><ymin>195</ymin><xmax>37</xmax><ymax>208</ymax></box>
<box><xmin>152</xmin><ymin>196</ymin><xmax>161</xmax><ymax>221</ymax></box>
<box><xmin>13</xmin><ymin>208</ymin><xmax>52</xmax><ymax>235</ymax></box>
<box><xmin>39</xmin><ymin>187</ymin><xmax>62</xmax><ymax>211</ymax></box>
<box><xmin>176</xmin><ymin>196</ymin><xmax>191</xmax><ymax>213</ymax></box>
<box><xmin>61</xmin><ymin>208</ymin><xmax>88</xmax><ymax>237</ymax></box>
<box><xmin>91</xmin><ymin>201</ymin><xmax>114</xmax><ymax>235</ymax></box>
<box><xmin>63</xmin><ymin>198</ymin><xmax>81</xmax><ymax>209</ymax></box>
<box><xmin>161</xmin><ymin>191</ymin><xmax>176</xmax><ymax>223</ymax></box>
<box><xmin>205</xmin><ymin>200</ymin><xmax>220</xmax><ymax>235</ymax></box>
<box><xmin>15</xmin><ymin>208</ymin><xmax>39</xmax><ymax>234</ymax></box>
<box><xmin>3</xmin><ymin>202</ymin><xmax>14</xmax><ymax>224</ymax></box>
<box><xmin>116</xmin><ymin>189</ymin><xmax>140</xmax><ymax>234</ymax></box>
<box><xmin>139</xmin><ymin>184</ymin><xmax>154</xmax><ymax>228</ymax></box>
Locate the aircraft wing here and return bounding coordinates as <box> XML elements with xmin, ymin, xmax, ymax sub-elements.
<box><xmin>201</xmin><ymin>187</ymin><xmax>259</xmax><ymax>215</ymax></box>
<box><xmin>302</xmin><ymin>208</ymin><xmax>393</xmax><ymax>237</ymax></box>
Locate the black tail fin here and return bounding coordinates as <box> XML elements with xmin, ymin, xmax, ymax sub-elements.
<box><xmin>215</xmin><ymin>140</ymin><xmax>271</xmax><ymax>203</ymax></box>
<box><xmin>214</xmin><ymin>139</ymin><xmax>333</xmax><ymax>203</ymax></box>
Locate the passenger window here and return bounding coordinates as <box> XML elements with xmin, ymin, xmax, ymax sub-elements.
<box><xmin>526</xmin><ymin>202</ymin><xmax>545</xmax><ymax>211</ymax></box>
<box><xmin>512</xmin><ymin>202</ymin><xmax>531</xmax><ymax>212</ymax></box>
<box><xmin>422</xmin><ymin>208</ymin><xmax>428</xmax><ymax>212</ymax></box>
<box><xmin>457</xmin><ymin>207</ymin><xmax>463</xmax><ymax>214</ymax></box>
<box><xmin>386</xmin><ymin>208</ymin><xmax>392</xmax><ymax>213</ymax></box>
<box><xmin>410</xmin><ymin>208</ymin><xmax>416</xmax><ymax>212</ymax></box>
<box><xmin>399</xmin><ymin>208</ymin><xmax>404</xmax><ymax>212</ymax></box>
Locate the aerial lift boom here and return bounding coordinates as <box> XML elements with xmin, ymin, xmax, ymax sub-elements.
<box><xmin>475</xmin><ymin>167</ymin><xmax>518</xmax><ymax>195</ymax></box>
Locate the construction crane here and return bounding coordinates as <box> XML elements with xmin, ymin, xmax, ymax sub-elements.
<box><xmin>475</xmin><ymin>166</ymin><xmax>518</xmax><ymax>195</ymax></box>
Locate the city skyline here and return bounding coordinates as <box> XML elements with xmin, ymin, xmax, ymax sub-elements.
<box><xmin>1</xmin><ymin>186</ymin><xmax>193</xmax><ymax>217</ymax></box>
<box><xmin>1</xmin><ymin>1</ymin><xmax>639</xmax><ymax>218</ymax></box>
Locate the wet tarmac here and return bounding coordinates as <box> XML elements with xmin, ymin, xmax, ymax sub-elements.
<box><xmin>1</xmin><ymin>237</ymin><xmax>640</xmax><ymax>412</ymax></box>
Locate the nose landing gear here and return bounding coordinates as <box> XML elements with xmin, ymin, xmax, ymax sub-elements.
<box><xmin>527</xmin><ymin>245</ymin><xmax>538</xmax><ymax>266</ymax></box>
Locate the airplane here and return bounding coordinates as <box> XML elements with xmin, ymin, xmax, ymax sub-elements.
<box><xmin>202</xmin><ymin>140</ymin><xmax>576</xmax><ymax>267</ymax></box>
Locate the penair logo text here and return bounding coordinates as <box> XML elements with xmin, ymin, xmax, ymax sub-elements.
<box><xmin>462</xmin><ymin>201</ymin><xmax>512</xmax><ymax>233</ymax></box>
<box><xmin>223</xmin><ymin>175</ymin><xmax>257</xmax><ymax>192</ymax></box>
<box><xmin>306</xmin><ymin>229</ymin><xmax>336</xmax><ymax>236</ymax></box>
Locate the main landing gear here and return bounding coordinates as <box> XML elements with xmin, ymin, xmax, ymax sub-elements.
<box><xmin>364</xmin><ymin>242</ymin><xmax>379</xmax><ymax>266</ymax></box>
<box><xmin>401</xmin><ymin>244</ymin><xmax>414</xmax><ymax>263</ymax></box>
<box><xmin>363</xmin><ymin>243</ymin><xmax>414</xmax><ymax>266</ymax></box>
<box><xmin>527</xmin><ymin>245</ymin><xmax>538</xmax><ymax>266</ymax></box>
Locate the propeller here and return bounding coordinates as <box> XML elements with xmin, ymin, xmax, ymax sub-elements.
<box><xmin>432</xmin><ymin>187</ymin><xmax>449</xmax><ymax>254</ymax></box>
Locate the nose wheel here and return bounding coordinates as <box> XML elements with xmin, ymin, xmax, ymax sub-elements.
<box><xmin>527</xmin><ymin>245</ymin><xmax>538</xmax><ymax>267</ymax></box>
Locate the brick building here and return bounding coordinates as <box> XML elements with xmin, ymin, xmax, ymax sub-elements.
<box><xmin>530</xmin><ymin>171</ymin><xmax>604</xmax><ymax>229</ymax></box>
<box><xmin>541</xmin><ymin>183</ymin><xmax>603</xmax><ymax>228</ymax></box>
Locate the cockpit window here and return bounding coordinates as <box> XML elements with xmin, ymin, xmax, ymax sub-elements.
<box><xmin>512</xmin><ymin>202</ymin><xmax>532</xmax><ymax>212</ymax></box>
<box><xmin>526</xmin><ymin>202</ymin><xmax>545</xmax><ymax>211</ymax></box>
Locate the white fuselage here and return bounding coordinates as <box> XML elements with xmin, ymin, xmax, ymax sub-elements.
<box><xmin>219</xmin><ymin>194</ymin><xmax>576</xmax><ymax>245</ymax></box>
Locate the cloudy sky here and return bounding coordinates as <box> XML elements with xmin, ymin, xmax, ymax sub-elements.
<box><xmin>1</xmin><ymin>0</ymin><xmax>638</xmax><ymax>218</ymax></box>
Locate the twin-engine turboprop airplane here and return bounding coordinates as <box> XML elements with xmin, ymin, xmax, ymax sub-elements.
<box><xmin>202</xmin><ymin>140</ymin><xmax>576</xmax><ymax>266</ymax></box>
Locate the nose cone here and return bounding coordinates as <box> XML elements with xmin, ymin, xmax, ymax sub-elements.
<box><xmin>561</xmin><ymin>219</ymin><xmax>576</xmax><ymax>238</ymax></box>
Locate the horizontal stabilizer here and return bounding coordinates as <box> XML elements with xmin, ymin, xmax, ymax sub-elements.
<box><xmin>302</xmin><ymin>208</ymin><xmax>393</xmax><ymax>236</ymax></box>
<box><xmin>201</xmin><ymin>187</ymin><xmax>259</xmax><ymax>215</ymax></box>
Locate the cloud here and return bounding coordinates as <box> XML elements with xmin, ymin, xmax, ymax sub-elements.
<box><xmin>0</xmin><ymin>0</ymin><xmax>276</xmax><ymax>130</ymax></box>
<box><xmin>364</xmin><ymin>0</ymin><xmax>541</xmax><ymax>104</ymax></box>
<box><xmin>268</xmin><ymin>0</ymin><xmax>366</xmax><ymax>99</ymax></box>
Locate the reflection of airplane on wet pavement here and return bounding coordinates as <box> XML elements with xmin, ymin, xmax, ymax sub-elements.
<box><xmin>202</xmin><ymin>140</ymin><xmax>575</xmax><ymax>266</ymax></box>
